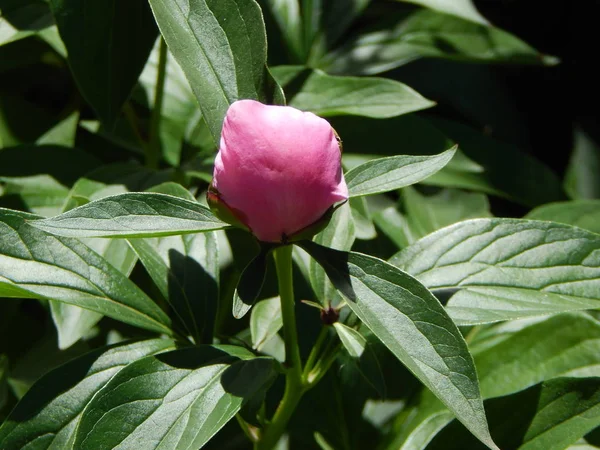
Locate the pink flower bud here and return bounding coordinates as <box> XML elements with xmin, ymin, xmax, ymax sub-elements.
<box><xmin>209</xmin><ymin>100</ymin><xmax>348</xmax><ymax>243</ymax></box>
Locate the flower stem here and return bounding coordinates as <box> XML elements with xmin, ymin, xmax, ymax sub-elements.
<box><xmin>255</xmin><ymin>245</ymin><xmax>304</xmax><ymax>450</ymax></box>
<box><xmin>147</xmin><ymin>37</ymin><xmax>167</xmax><ymax>169</ymax></box>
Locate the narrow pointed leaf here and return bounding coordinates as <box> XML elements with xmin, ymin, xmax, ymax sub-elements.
<box><xmin>0</xmin><ymin>339</ymin><xmax>176</xmax><ymax>450</ymax></box>
<box><xmin>233</xmin><ymin>245</ymin><xmax>271</xmax><ymax>319</ymax></box>
<box><xmin>30</xmin><ymin>192</ymin><xmax>229</xmax><ymax>238</ymax></box>
<box><xmin>49</xmin><ymin>0</ymin><xmax>158</xmax><ymax>127</ymax></box>
<box><xmin>277</xmin><ymin>68</ymin><xmax>435</xmax><ymax>118</ymax></box>
<box><xmin>346</xmin><ymin>148</ymin><xmax>456</xmax><ymax>197</ymax></box>
<box><xmin>391</xmin><ymin>219</ymin><xmax>600</xmax><ymax>325</ymax></box>
<box><xmin>0</xmin><ymin>208</ymin><xmax>173</xmax><ymax>335</ymax></box>
<box><xmin>147</xmin><ymin>0</ymin><xmax>284</xmax><ymax>143</ymax></box>
<box><xmin>300</xmin><ymin>240</ymin><xmax>497</xmax><ymax>449</ymax></box>
<box><xmin>74</xmin><ymin>346</ymin><xmax>278</xmax><ymax>450</ymax></box>
<box><xmin>321</xmin><ymin>9</ymin><xmax>556</xmax><ymax>75</ymax></box>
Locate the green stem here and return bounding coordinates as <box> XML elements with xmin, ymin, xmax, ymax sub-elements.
<box><xmin>255</xmin><ymin>245</ymin><xmax>304</xmax><ymax>450</ymax></box>
<box><xmin>302</xmin><ymin>326</ymin><xmax>329</xmax><ymax>378</ymax></box>
<box><xmin>147</xmin><ymin>37</ymin><xmax>167</xmax><ymax>169</ymax></box>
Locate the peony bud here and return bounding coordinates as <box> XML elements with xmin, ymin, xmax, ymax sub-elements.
<box><xmin>208</xmin><ymin>100</ymin><xmax>348</xmax><ymax>243</ymax></box>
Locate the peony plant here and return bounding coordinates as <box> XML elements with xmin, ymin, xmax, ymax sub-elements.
<box><xmin>0</xmin><ymin>1</ymin><xmax>598</xmax><ymax>450</ymax></box>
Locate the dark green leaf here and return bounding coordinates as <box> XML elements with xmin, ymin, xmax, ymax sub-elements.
<box><xmin>148</xmin><ymin>0</ymin><xmax>284</xmax><ymax>143</ymax></box>
<box><xmin>50</xmin><ymin>181</ymin><xmax>138</xmax><ymax>349</ymax></box>
<box><xmin>277</xmin><ymin>68</ymin><xmax>434</xmax><ymax>118</ymax></box>
<box><xmin>127</xmin><ymin>182</ymin><xmax>220</xmax><ymax>344</ymax></box>
<box><xmin>49</xmin><ymin>0</ymin><xmax>158</xmax><ymax>127</ymax></box>
<box><xmin>0</xmin><ymin>354</ymin><xmax>7</xmax><ymax>412</ymax></box>
<box><xmin>300</xmin><ymin>240</ymin><xmax>497</xmax><ymax>449</ymax></box>
<box><xmin>0</xmin><ymin>145</ymin><xmax>100</xmax><ymax>185</ymax></box>
<box><xmin>0</xmin><ymin>175</ymin><xmax>68</xmax><ymax>217</ymax></box>
<box><xmin>0</xmin><ymin>0</ymin><xmax>55</xmax><ymax>46</ymax></box>
<box><xmin>431</xmin><ymin>118</ymin><xmax>566</xmax><ymax>207</ymax></box>
<box><xmin>74</xmin><ymin>346</ymin><xmax>278</xmax><ymax>450</ymax></box>
<box><xmin>384</xmin><ymin>313</ymin><xmax>600</xmax><ymax>450</ymax></box>
<box><xmin>0</xmin><ymin>208</ymin><xmax>174</xmax><ymax>335</ymax></box>
<box><xmin>391</xmin><ymin>219</ymin><xmax>600</xmax><ymax>325</ymax></box>
<box><xmin>262</xmin><ymin>0</ymin><xmax>303</xmax><ymax>61</ymax></box>
<box><xmin>31</xmin><ymin>192</ymin><xmax>229</xmax><ymax>238</ymax></box>
<box><xmin>36</xmin><ymin>112</ymin><xmax>79</xmax><ymax>147</ymax></box>
<box><xmin>334</xmin><ymin>323</ymin><xmax>387</xmax><ymax>398</ymax></box>
<box><xmin>346</xmin><ymin>148</ymin><xmax>456</xmax><ymax>197</ymax></box>
<box><xmin>233</xmin><ymin>244</ymin><xmax>271</xmax><ymax>319</ymax></box>
<box><xmin>320</xmin><ymin>9</ymin><xmax>556</xmax><ymax>75</ymax></box>
<box><xmin>526</xmin><ymin>201</ymin><xmax>600</xmax><ymax>235</ymax></box>
<box><xmin>0</xmin><ymin>339</ymin><xmax>175</xmax><ymax>450</ymax></box>
<box><xmin>472</xmin><ymin>313</ymin><xmax>600</xmax><ymax>399</ymax></box>
<box><xmin>428</xmin><ymin>378</ymin><xmax>600</xmax><ymax>450</ymax></box>
<box><xmin>137</xmin><ymin>41</ymin><xmax>198</xmax><ymax>167</ymax></box>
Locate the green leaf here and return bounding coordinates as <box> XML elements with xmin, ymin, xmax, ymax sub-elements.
<box><xmin>565</xmin><ymin>127</ymin><xmax>600</xmax><ymax>200</ymax></box>
<box><xmin>250</xmin><ymin>296</ymin><xmax>283</xmax><ymax>350</ymax></box>
<box><xmin>350</xmin><ymin>196</ymin><xmax>377</xmax><ymax>240</ymax></box>
<box><xmin>331</xmin><ymin>114</ymin><xmax>497</xmax><ymax>200</ymax></box>
<box><xmin>49</xmin><ymin>0</ymin><xmax>158</xmax><ymax>127</ymax></box>
<box><xmin>0</xmin><ymin>145</ymin><xmax>100</xmax><ymax>185</ymax></box>
<box><xmin>51</xmin><ymin>234</ymin><xmax>138</xmax><ymax>349</ymax></box>
<box><xmin>320</xmin><ymin>9</ymin><xmax>556</xmax><ymax>75</ymax></box>
<box><xmin>262</xmin><ymin>0</ymin><xmax>303</xmax><ymax>61</ymax></box>
<box><xmin>526</xmin><ymin>201</ymin><xmax>600</xmax><ymax>235</ymax></box>
<box><xmin>31</xmin><ymin>192</ymin><xmax>229</xmax><ymax>238</ymax></box>
<box><xmin>0</xmin><ymin>339</ymin><xmax>175</xmax><ymax>450</ymax></box>
<box><xmin>0</xmin><ymin>0</ymin><xmax>55</xmax><ymax>47</ymax></box>
<box><xmin>346</xmin><ymin>147</ymin><xmax>456</xmax><ymax>197</ymax></box>
<box><xmin>126</xmin><ymin>184</ymin><xmax>220</xmax><ymax>344</ymax></box>
<box><xmin>472</xmin><ymin>313</ymin><xmax>600</xmax><ymax>399</ymax></box>
<box><xmin>233</xmin><ymin>244</ymin><xmax>271</xmax><ymax>319</ymax></box>
<box><xmin>391</xmin><ymin>219</ymin><xmax>600</xmax><ymax>325</ymax></box>
<box><xmin>148</xmin><ymin>0</ymin><xmax>284</xmax><ymax>143</ymax></box>
<box><xmin>50</xmin><ymin>181</ymin><xmax>138</xmax><ymax>349</ymax></box>
<box><xmin>401</xmin><ymin>186</ymin><xmax>491</xmax><ymax>243</ymax></box>
<box><xmin>430</xmin><ymin>118</ymin><xmax>566</xmax><ymax>207</ymax></box>
<box><xmin>137</xmin><ymin>41</ymin><xmax>197</xmax><ymax>167</ymax></box>
<box><xmin>384</xmin><ymin>313</ymin><xmax>600</xmax><ymax>450</ymax></box>
<box><xmin>396</xmin><ymin>0</ymin><xmax>488</xmax><ymax>25</ymax></box>
<box><xmin>0</xmin><ymin>175</ymin><xmax>69</xmax><ymax>217</ymax></box>
<box><xmin>428</xmin><ymin>377</ymin><xmax>600</xmax><ymax>450</ymax></box>
<box><xmin>0</xmin><ymin>208</ymin><xmax>174</xmax><ymax>335</ymax></box>
<box><xmin>36</xmin><ymin>112</ymin><xmax>79</xmax><ymax>147</ymax></box>
<box><xmin>309</xmin><ymin>201</ymin><xmax>355</xmax><ymax>306</ymax></box>
<box><xmin>74</xmin><ymin>346</ymin><xmax>278</xmax><ymax>450</ymax></box>
<box><xmin>0</xmin><ymin>354</ymin><xmax>7</xmax><ymax>412</ymax></box>
<box><xmin>299</xmin><ymin>240</ymin><xmax>497</xmax><ymax>449</ymax></box>
<box><xmin>277</xmin><ymin>68</ymin><xmax>434</xmax><ymax>118</ymax></box>
<box><xmin>333</xmin><ymin>323</ymin><xmax>386</xmax><ymax>398</ymax></box>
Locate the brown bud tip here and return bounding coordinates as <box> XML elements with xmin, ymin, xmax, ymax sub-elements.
<box><xmin>320</xmin><ymin>307</ymin><xmax>339</xmax><ymax>325</ymax></box>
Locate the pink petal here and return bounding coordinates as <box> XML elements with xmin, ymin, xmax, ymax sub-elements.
<box><xmin>212</xmin><ymin>100</ymin><xmax>348</xmax><ymax>242</ymax></box>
